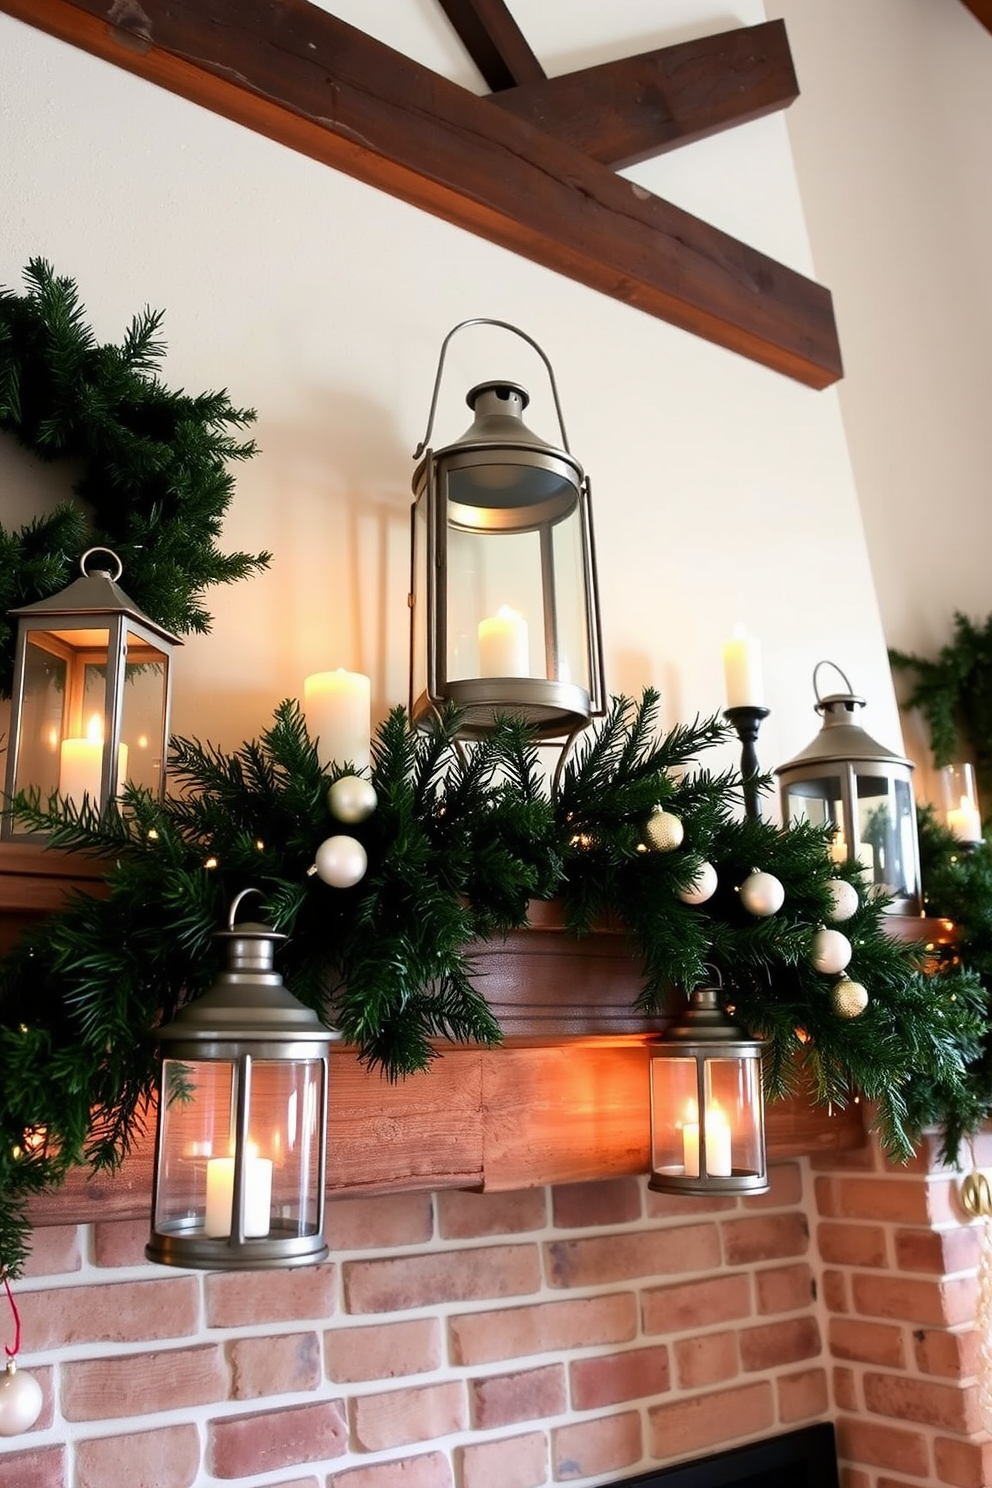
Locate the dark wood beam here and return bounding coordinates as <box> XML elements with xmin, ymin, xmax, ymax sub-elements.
<box><xmin>490</xmin><ymin>21</ymin><xmax>800</xmax><ymax>170</ymax></box>
<box><xmin>959</xmin><ymin>0</ymin><xmax>992</xmax><ymax>33</ymax></box>
<box><xmin>437</xmin><ymin>0</ymin><xmax>546</xmax><ymax>90</ymax></box>
<box><xmin>0</xmin><ymin>0</ymin><xmax>843</xmax><ymax>388</ymax></box>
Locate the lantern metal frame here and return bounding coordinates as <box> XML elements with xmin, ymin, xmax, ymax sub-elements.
<box><xmin>146</xmin><ymin>891</ymin><xmax>340</xmax><ymax>1271</ymax></box>
<box><xmin>2</xmin><ymin>548</ymin><xmax>180</xmax><ymax>841</ymax></box>
<box><xmin>648</xmin><ymin>983</ymin><xmax>769</xmax><ymax>1197</ymax></box>
<box><xmin>409</xmin><ymin>318</ymin><xmax>605</xmax><ymax>741</ymax></box>
<box><xmin>775</xmin><ymin>661</ymin><xmax>922</xmax><ymax>916</ymax></box>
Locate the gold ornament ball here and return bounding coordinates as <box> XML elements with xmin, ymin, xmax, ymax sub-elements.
<box><xmin>328</xmin><ymin>774</ymin><xmax>377</xmax><ymax>824</ymax></box>
<box><xmin>739</xmin><ymin>870</ymin><xmax>785</xmax><ymax>917</ymax></box>
<box><xmin>825</xmin><ymin>878</ymin><xmax>859</xmax><ymax>923</ymax></box>
<box><xmin>831</xmin><ymin>976</ymin><xmax>869</xmax><ymax>1019</ymax></box>
<box><xmin>646</xmin><ymin>808</ymin><xmax>684</xmax><ymax>853</ymax></box>
<box><xmin>677</xmin><ymin>861</ymin><xmax>718</xmax><ymax>905</ymax></box>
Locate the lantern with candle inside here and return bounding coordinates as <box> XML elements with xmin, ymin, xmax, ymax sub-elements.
<box><xmin>940</xmin><ymin>763</ymin><xmax>983</xmax><ymax>848</ymax></box>
<box><xmin>2</xmin><ymin>548</ymin><xmax>179</xmax><ymax>840</ymax></box>
<box><xmin>409</xmin><ymin>319</ymin><xmax>604</xmax><ymax>740</ymax></box>
<box><xmin>775</xmin><ymin>661</ymin><xmax>922</xmax><ymax>916</ymax></box>
<box><xmin>146</xmin><ymin>890</ymin><xmax>340</xmax><ymax>1270</ymax></box>
<box><xmin>648</xmin><ymin>981</ymin><xmax>768</xmax><ymax>1197</ymax></box>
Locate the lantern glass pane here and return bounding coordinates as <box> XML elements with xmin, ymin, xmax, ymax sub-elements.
<box><xmin>154</xmin><ymin>1057</ymin><xmax>235</xmax><ymax>1233</ymax></box>
<box><xmin>252</xmin><ymin>1059</ymin><xmax>325</xmax><ymax>1237</ymax></box>
<box><xmin>411</xmin><ymin>491</ymin><xmax>429</xmax><ymax>709</ymax></box>
<box><xmin>12</xmin><ymin>635</ymin><xmax>69</xmax><ymax>801</ymax></box>
<box><xmin>447</xmin><ymin>525</ymin><xmax>540</xmax><ymax>681</ymax></box>
<box><xmin>706</xmin><ymin>1057</ymin><xmax>764</xmax><ymax>1178</ymax></box>
<box><xmin>649</xmin><ymin>1055</ymin><xmax>698</xmax><ymax>1177</ymax></box>
<box><xmin>856</xmin><ymin>774</ymin><xmax>917</xmax><ymax>901</ymax></box>
<box><xmin>552</xmin><ymin>509</ymin><xmax>591</xmax><ymax>693</ymax></box>
<box><xmin>120</xmin><ymin>641</ymin><xmax>169</xmax><ymax>794</ymax></box>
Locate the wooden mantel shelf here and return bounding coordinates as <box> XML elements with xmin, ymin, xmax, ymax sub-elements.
<box><xmin>0</xmin><ymin>842</ymin><xmax>866</xmax><ymax>1228</ymax></box>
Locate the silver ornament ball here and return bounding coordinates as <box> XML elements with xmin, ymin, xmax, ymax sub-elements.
<box><xmin>327</xmin><ymin>775</ymin><xmax>377</xmax><ymax>825</ymax></box>
<box><xmin>811</xmin><ymin>927</ymin><xmax>853</xmax><ymax>975</ymax></box>
<box><xmin>677</xmin><ymin>861</ymin><xmax>718</xmax><ymax>905</ymax></box>
<box><xmin>825</xmin><ymin>878</ymin><xmax>859</xmax><ymax>923</ymax></box>
<box><xmin>739</xmin><ymin>870</ymin><xmax>785</xmax><ymax>917</ymax></box>
<box><xmin>831</xmin><ymin>976</ymin><xmax>869</xmax><ymax>1019</ymax></box>
<box><xmin>646</xmin><ymin>808</ymin><xmax>684</xmax><ymax>853</ymax></box>
<box><xmin>0</xmin><ymin>1362</ymin><xmax>43</xmax><ymax>1437</ymax></box>
<box><xmin>314</xmin><ymin>834</ymin><xmax>368</xmax><ymax>889</ymax></box>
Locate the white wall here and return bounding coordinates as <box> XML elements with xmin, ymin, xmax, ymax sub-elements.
<box><xmin>0</xmin><ymin>1</ymin><xmax>901</xmax><ymax>796</ymax></box>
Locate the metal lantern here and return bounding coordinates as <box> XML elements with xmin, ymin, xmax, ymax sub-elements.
<box><xmin>2</xmin><ymin>548</ymin><xmax>179</xmax><ymax>839</ymax></box>
<box><xmin>147</xmin><ymin>892</ymin><xmax>340</xmax><ymax>1270</ymax></box>
<box><xmin>649</xmin><ymin>983</ymin><xmax>768</xmax><ymax>1196</ymax></box>
<box><xmin>410</xmin><ymin>319</ymin><xmax>605</xmax><ymax>740</ymax></box>
<box><xmin>775</xmin><ymin>662</ymin><xmax>922</xmax><ymax>915</ymax></box>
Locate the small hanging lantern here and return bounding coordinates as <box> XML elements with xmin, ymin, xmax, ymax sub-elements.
<box><xmin>410</xmin><ymin>319</ymin><xmax>605</xmax><ymax>740</ymax></box>
<box><xmin>2</xmin><ymin>548</ymin><xmax>180</xmax><ymax>839</ymax></box>
<box><xmin>146</xmin><ymin>891</ymin><xmax>340</xmax><ymax>1270</ymax></box>
<box><xmin>775</xmin><ymin>661</ymin><xmax>922</xmax><ymax>915</ymax></box>
<box><xmin>649</xmin><ymin>981</ymin><xmax>768</xmax><ymax>1196</ymax></box>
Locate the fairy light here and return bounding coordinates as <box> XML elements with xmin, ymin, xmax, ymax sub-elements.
<box><xmin>204</xmin><ymin>856</ymin><xmax>218</xmax><ymax>870</ymax></box>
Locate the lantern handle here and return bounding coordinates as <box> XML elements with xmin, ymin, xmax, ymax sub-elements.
<box><xmin>227</xmin><ymin>886</ymin><xmax>266</xmax><ymax>931</ymax></box>
<box><xmin>79</xmin><ymin>547</ymin><xmax>124</xmax><ymax>583</ymax></box>
<box><xmin>812</xmin><ymin>659</ymin><xmax>855</xmax><ymax>707</ymax></box>
<box><xmin>413</xmin><ymin>319</ymin><xmax>572</xmax><ymax>460</ymax></box>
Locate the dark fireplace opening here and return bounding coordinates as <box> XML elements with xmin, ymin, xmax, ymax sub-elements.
<box><xmin>623</xmin><ymin>1424</ymin><xmax>839</xmax><ymax>1488</ymax></box>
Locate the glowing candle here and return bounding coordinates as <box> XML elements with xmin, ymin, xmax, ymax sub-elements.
<box><xmin>204</xmin><ymin>1152</ymin><xmax>273</xmax><ymax>1239</ymax></box>
<box><xmin>303</xmin><ymin>669</ymin><xmax>371</xmax><ymax>772</ymax></box>
<box><xmin>682</xmin><ymin>1100</ymin><xmax>733</xmax><ymax>1178</ymax></box>
<box><xmin>829</xmin><ymin>830</ymin><xmax>848</xmax><ymax>866</ymax></box>
<box><xmin>59</xmin><ymin>715</ymin><xmax>127</xmax><ymax>809</ymax></box>
<box><xmin>478</xmin><ymin>607</ymin><xmax>530</xmax><ymax>677</ymax></box>
<box><xmin>722</xmin><ymin>625</ymin><xmax>764</xmax><ymax>708</ymax></box>
<box><xmin>948</xmin><ymin>797</ymin><xmax>982</xmax><ymax>844</ymax></box>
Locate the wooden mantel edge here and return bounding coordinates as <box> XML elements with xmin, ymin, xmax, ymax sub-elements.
<box><xmin>0</xmin><ymin>0</ymin><xmax>843</xmax><ymax>388</ymax></box>
<box><xmin>26</xmin><ymin>1037</ymin><xmax>866</xmax><ymax>1229</ymax></box>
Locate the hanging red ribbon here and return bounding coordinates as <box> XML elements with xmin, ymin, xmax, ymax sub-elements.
<box><xmin>3</xmin><ymin>1273</ymin><xmax>21</xmax><ymax>1359</ymax></box>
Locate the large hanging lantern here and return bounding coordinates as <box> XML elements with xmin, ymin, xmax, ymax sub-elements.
<box><xmin>146</xmin><ymin>891</ymin><xmax>339</xmax><ymax>1270</ymax></box>
<box><xmin>775</xmin><ymin>662</ymin><xmax>922</xmax><ymax>916</ymax></box>
<box><xmin>2</xmin><ymin>548</ymin><xmax>179</xmax><ymax>839</ymax></box>
<box><xmin>649</xmin><ymin>982</ymin><xmax>768</xmax><ymax>1196</ymax></box>
<box><xmin>410</xmin><ymin>319</ymin><xmax>605</xmax><ymax>740</ymax></box>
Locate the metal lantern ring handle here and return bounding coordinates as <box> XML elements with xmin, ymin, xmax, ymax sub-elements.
<box><xmin>79</xmin><ymin>546</ymin><xmax>124</xmax><ymax>582</ymax></box>
<box><xmin>413</xmin><ymin>318</ymin><xmax>573</xmax><ymax>459</ymax></box>
<box><xmin>812</xmin><ymin>659</ymin><xmax>857</xmax><ymax>708</ymax></box>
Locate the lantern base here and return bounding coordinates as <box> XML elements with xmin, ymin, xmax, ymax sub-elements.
<box><xmin>414</xmin><ymin>678</ymin><xmax>592</xmax><ymax>740</ymax></box>
<box><xmin>146</xmin><ymin>1217</ymin><xmax>329</xmax><ymax>1271</ymax></box>
<box><xmin>649</xmin><ymin>1167</ymin><xmax>769</xmax><ymax>1197</ymax></box>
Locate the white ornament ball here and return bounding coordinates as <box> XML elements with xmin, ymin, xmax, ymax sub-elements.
<box><xmin>0</xmin><ymin>1362</ymin><xmax>43</xmax><ymax>1437</ymax></box>
<box><xmin>811</xmin><ymin>927</ymin><xmax>853</xmax><ymax>975</ymax></box>
<box><xmin>314</xmin><ymin>834</ymin><xmax>368</xmax><ymax>889</ymax></box>
<box><xmin>831</xmin><ymin>976</ymin><xmax>869</xmax><ymax>1019</ymax></box>
<box><xmin>739</xmin><ymin>870</ymin><xmax>785</xmax><ymax>917</ymax></box>
<box><xmin>677</xmin><ymin>861</ymin><xmax>718</xmax><ymax>905</ymax></box>
<box><xmin>825</xmin><ymin>878</ymin><xmax>860</xmax><ymax>923</ymax></box>
<box><xmin>646</xmin><ymin>808</ymin><xmax>684</xmax><ymax>853</ymax></box>
<box><xmin>327</xmin><ymin>775</ymin><xmax>377</xmax><ymax>825</ymax></box>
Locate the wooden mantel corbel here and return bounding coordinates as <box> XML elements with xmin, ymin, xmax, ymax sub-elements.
<box><xmin>0</xmin><ymin>0</ymin><xmax>842</xmax><ymax>388</ymax></box>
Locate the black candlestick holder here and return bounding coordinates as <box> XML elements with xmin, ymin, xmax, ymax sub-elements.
<box><xmin>724</xmin><ymin>705</ymin><xmax>771</xmax><ymax>821</ymax></box>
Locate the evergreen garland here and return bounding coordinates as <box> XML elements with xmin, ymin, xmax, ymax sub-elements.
<box><xmin>0</xmin><ymin>690</ymin><xmax>985</xmax><ymax>1276</ymax></box>
<box><xmin>0</xmin><ymin>258</ymin><xmax>270</xmax><ymax>693</ymax></box>
<box><xmin>890</xmin><ymin>613</ymin><xmax>992</xmax><ymax>805</ymax></box>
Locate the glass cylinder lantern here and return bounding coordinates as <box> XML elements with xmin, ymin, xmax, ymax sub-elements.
<box><xmin>649</xmin><ymin>984</ymin><xmax>768</xmax><ymax>1196</ymax></box>
<box><xmin>147</xmin><ymin>892</ymin><xmax>340</xmax><ymax>1270</ymax></box>
<box><xmin>2</xmin><ymin>549</ymin><xmax>179</xmax><ymax>839</ymax></box>
<box><xmin>410</xmin><ymin>319</ymin><xmax>605</xmax><ymax>740</ymax></box>
<box><xmin>940</xmin><ymin>763</ymin><xmax>983</xmax><ymax>847</ymax></box>
<box><xmin>775</xmin><ymin>662</ymin><xmax>923</xmax><ymax>916</ymax></box>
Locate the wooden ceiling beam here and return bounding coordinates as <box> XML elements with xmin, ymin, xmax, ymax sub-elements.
<box><xmin>958</xmin><ymin>0</ymin><xmax>992</xmax><ymax>33</ymax></box>
<box><xmin>0</xmin><ymin>0</ymin><xmax>842</xmax><ymax>388</ymax></box>
<box><xmin>437</xmin><ymin>0</ymin><xmax>546</xmax><ymax>90</ymax></box>
<box><xmin>488</xmin><ymin>21</ymin><xmax>800</xmax><ymax>170</ymax></box>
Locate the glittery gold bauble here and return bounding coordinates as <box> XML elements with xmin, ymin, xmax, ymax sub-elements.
<box><xmin>645</xmin><ymin>808</ymin><xmax>684</xmax><ymax>853</ymax></box>
<box><xmin>830</xmin><ymin>975</ymin><xmax>868</xmax><ymax>1019</ymax></box>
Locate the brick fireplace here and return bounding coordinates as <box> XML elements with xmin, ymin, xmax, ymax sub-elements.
<box><xmin>3</xmin><ymin>1124</ymin><xmax>988</xmax><ymax>1488</ymax></box>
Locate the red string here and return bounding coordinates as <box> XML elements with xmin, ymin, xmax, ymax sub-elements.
<box><xmin>3</xmin><ymin>1274</ymin><xmax>21</xmax><ymax>1358</ymax></box>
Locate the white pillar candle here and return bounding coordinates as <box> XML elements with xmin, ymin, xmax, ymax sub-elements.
<box><xmin>303</xmin><ymin>669</ymin><xmax>371</xmax><ymax>772</ymax></box>
<box><xmin>59</xmin><ymin>723</ymin><xmax>128</xmax><ymax>810</ymax></box>
<box><xmin>682</xmin><ymin>1101</ymin><xmax>733</xmax><ymax>1178</ymax></box>
<box><xmin>722</xmin><ymin>625</ymin><xmax>764</xmax><ymax>708</ymax></box>
<box><xmin>948</xmin><ymin>797</ymin><xmax>982</xmax><ymax>843</ymax></box>
<box><xmin>204</xmin><ymin>1154</ymin><xmax>273</xmax><ymax>1239</ymax></box>
<box><xmin>478</xmin><ymin>607</ymin><xmax>530</xmax><ymax>677</ymax></box>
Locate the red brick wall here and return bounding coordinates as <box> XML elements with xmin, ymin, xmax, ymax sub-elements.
<box><xmin>1</xmin><ymin>1162</ymin><xmax>831</xmax><ymax>1488</ymax></box>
